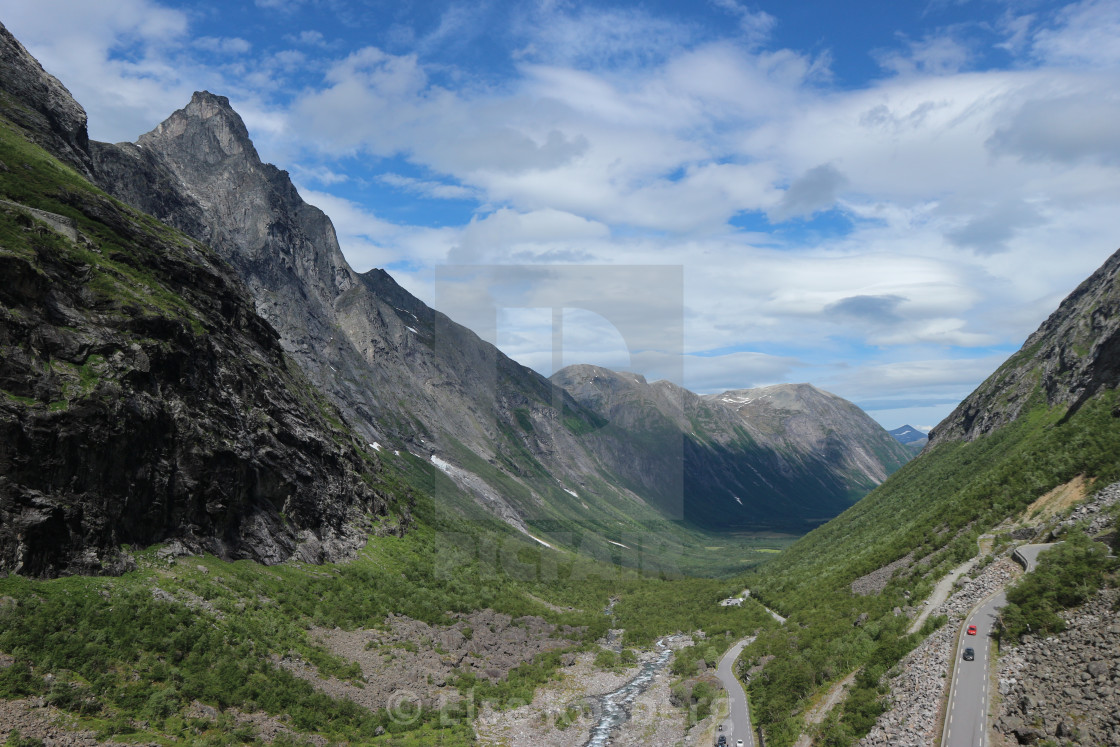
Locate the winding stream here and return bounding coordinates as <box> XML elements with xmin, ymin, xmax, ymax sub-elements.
<box><xmin>583</xmin><ymin>637</ymin><xmax>674</xmax><ymax>747</ymax></box>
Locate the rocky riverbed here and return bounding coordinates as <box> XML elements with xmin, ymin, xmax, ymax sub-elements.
<box><xmin>994</xmin><ymin>587</ymin><xmax>1120</xmax><ymax>746</ymax></box>
<box><xmin>858</xmin><ymin>557</ymin><xmax>1020</xmax><ymax>747</ymax></box>
<box><xmin>475</xmin><ymin>636</ymin><xmax>695</xmax><ymax>746</ymax></box>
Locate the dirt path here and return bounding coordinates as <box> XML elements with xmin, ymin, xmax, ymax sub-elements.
<box><xmin>792</xmin><ymin>669</ymin><xmax>858</xmax><ymax>747</ymax></box>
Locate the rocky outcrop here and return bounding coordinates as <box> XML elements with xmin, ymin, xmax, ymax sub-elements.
<box><xmin>996</xmin><ymin>588</ymin><xmax>1120</xmax><ymax>746</ymax></box>
<box><xmin>553</xmin><ymin>366</ymin><xmax>913</xmax><ymax>532</ymax></box>
<box><xmin>278</xmin><ymin>610</ymin><xmax>577</xmax><ymax>712</ymax></box>
<box><xmin>0</xmin><ymin>24</ymin><xmax>93</xmax><ymax>180</ymax></box>
<box><xmin>928</xmin><ymin>247</ymin><xmax>1120</xmax><ymax>447</ymax></box>
<box><xmin>0</xmin><ymin>22</ymin><xmax>403</xmax><ymax>577</ymax></box>
<box><xmin>850</xmin><ymin>552</ymin><xmax>915</xmax><ymax>597</ymax></box>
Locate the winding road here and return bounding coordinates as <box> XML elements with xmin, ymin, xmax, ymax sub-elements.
<box><xmin>940</xmin><ymin>543</ymin><xmax>1054</xmax><ymax>747</ymax></box>
<box><xmin>716</xmin><ymin>636</ymin><xmax>756</xmax><ymax>747</ymax></box>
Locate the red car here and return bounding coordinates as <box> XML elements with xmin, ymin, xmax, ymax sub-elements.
<box><xmin>967</xmin><ymin>624</ymin><xmax>977</xmax><ymax>636</ymax></box>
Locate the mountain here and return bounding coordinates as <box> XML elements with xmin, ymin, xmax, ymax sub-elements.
<box><xmin>928</xmin><ymin>248</ymin><xmax>1120</xmax><ymax>447</ymax></box>
<box><xmin>85</xmin><ymin>86</ymin><xmax>913</xmax><ymax>547</ymax></box>
<box><xmin>552</xmin><ymin>366</ymin><xmax>913</xmax><ymax>532</ymax></box>
<box><xmin>888</xmin><ymin>424</ymin><xmax>928</xmax><ymax>448</ymax></box>
<box><xmin>0</xmin><ymin>24</ymin><xmax>403</xmax><ymax>577</ymax></box>
<box><xmin>87</xmin><ymin>90</ymin><xmax>683</xmax><ymax>557</ymax></box>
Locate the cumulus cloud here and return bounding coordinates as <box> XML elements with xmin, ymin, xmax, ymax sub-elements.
<box><xmin>1</xmin><ymin>0</ymin><xmax>194</xmax><ymax>140</ymax></box>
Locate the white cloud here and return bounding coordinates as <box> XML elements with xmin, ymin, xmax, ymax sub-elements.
<box><xmin>876</xmin><ymin>33</ymin><xmax>973</xmax><ymax>76</ymax></box>
<box><xmin>708</xmin><ymin>0</ymin><xmax>777</xmax><ymax>47</ymax></box>
<box><xmin>6</xmin><ymin>0</ymin><xmax>1120</xmax><ymax>428</ymax></box>
<box><xmin>685</xmin><ymin>352</ymin><xmax>801</xmax><ymax>393</ymax></box>
<box><xmin>378</xmin><ymin>173</ymin><xmax>476</xmax><ymax>200</ymax></box>
<box><xmin>1</xmin><ymin>0</ymin><xmax>194</xmax><ymax>141</ymax></box>
<box><xmin>1031</xmin><ymin>0</ymin><xmax>1120</xmax><ymax>68</ymax></box>
<box><xmin>195</xmin><ymin>36</ymin><xmax>251</xmax><ymax>55</ymax></box>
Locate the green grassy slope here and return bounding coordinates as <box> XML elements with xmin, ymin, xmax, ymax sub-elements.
<box><xmin>741</xmin><ymin>387</ymin><xmax>1120</xmax><ymax>745</ymax></box>
<box><xmin>0</xmin><ymin>449</ymin><xmax>782</xmax><ymax>744</ymax></box>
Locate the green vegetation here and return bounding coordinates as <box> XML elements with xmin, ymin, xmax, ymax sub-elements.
<box><xmin>0</xmin><ymin>444</ymin><xmax>782</xmax><ymax>743</ymax></box>
<box><xmin>741</xmin><ymin>390</ymin><xmax>1120</xmax><ymax>745</ymax></box>
<box><xmin>1000</xmin><ymin>530</ymin><xmax>1117</xmax><ymax>640</ymax></box>
<box><xmin>0</xmin><ymin>114</ymin><xmax>208</xmax><ymax>335</ymax></box>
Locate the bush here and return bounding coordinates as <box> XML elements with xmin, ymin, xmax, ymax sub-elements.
<box><xmin>1001</xmin><ymin>531</ymin><xmax>1117</xmax><ymax>640</ymax></box>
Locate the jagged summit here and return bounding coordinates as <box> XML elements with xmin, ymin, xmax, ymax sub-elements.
<box><xmin>140</xmin><ymin>91</ymin><xmax>258</xmax><ymax>165</ymax></box>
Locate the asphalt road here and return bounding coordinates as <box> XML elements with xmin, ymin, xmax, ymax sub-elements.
<box><xmin>942</xmin><ymin>589</ymin><xmax>1005</xmax><ymax>747</ymax></box>
<box><xmin>716</xmin><ymin>636</ymin><xmax>756</xmax><ymax>747</ymax></box>
<box><xmin>941</xmin><ymin>543</ymin><xmax>1055</xmax><ymax>747</ymax></box>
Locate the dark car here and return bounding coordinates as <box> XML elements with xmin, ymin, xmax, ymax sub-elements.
<box><xmin>963</xmin><ymin>647</ymin><xmax>975</xmax><ymax>661</ymax></box>
<box><xmin>717</xmin><ymin>736</ymin><xmax>727</xmax><ymax>747</ymax></box>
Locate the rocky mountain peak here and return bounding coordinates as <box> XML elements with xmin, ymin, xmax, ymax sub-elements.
<box><xmin>139</xmin><ymin>90</ymin><xmax>258</xmax><ymax>166</ymax></box>
<box><xmin>0</xmin><ymin>21</ymin><xmax>92</xmax><ymax>178</ymax></box>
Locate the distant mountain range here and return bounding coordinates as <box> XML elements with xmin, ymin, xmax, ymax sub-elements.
<box><xmin>554</xmin><ymin>366</ymin><xmax>913</xmax><ymax>531</ymax></box>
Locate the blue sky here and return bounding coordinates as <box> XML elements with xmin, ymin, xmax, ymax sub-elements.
<box><xmin>4</xmin><ymin>0</ymin><xmax>1120</xmax><ymax>430</ymax></box>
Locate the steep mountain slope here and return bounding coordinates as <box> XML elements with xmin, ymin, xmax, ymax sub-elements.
<box><xmin>928</xmin><ymin>248</ymin><xmax>1120</xmax><ymax>447</ymax></box>
<box><xmin>0</xmin><ymin>25</ymin><xmax>402</xmax><ymax>577</ymax></box>
<box><xmin>552</xmin><ymin>366</ymin><xmax>912</xmax><ymax>532</ymax></box>
<box><xmin>760</xmin><ymin>244</ymin><xmax>1120</xmax><ymax>591</ymax></box>
<box><xmin>741</xmin><ymin>245</ymin><xmax>1120</xmax><ymax>744</ymax></box>
<box><xmin>89</xmin><ymin>91</ymin><xmax>663</xmax><ymax>547</ymax></box>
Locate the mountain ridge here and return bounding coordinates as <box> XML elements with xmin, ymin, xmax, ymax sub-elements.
<box><xmin>0</xmin><ymin>27</ymin><xmax>404</xmax><ymax>576</ymax></box>
<box><xmin>928</xmin><ymin>248</ymin><xmax>1120</xmax><ymax>448</ymax></box>
<box><xmin>552</xmin><ymin>365</ymin><xmax>913</xmax><ymax>532</ymax></box>
<box><xmin>87</xmin><ymin>85</ymin><xmax>912</xmax><ymax>544</ymax></box>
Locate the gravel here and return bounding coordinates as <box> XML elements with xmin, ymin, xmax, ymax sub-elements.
<box><xmin>475</xmin><ymin>637</ymin><xmax>695</xmax><ymax>747</ymax></box>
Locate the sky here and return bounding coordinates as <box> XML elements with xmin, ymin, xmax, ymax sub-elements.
<box><xmin>4</xmin><ymin>0</ymin><xmax>1120</xmax><ymax>431</ymax></box>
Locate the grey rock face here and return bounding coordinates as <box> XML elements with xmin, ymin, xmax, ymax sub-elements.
<box><xmin>928</xmin><ymin>247</ymin><xmax>1120</xmax><ymax>447</ymax></box>
<box><xmin>553</xmin><ymin>366</ymin><xmax>913</xmax><ymax>532</ymax></box>
<box><xmin>0</xmin><ymin>23</ymin><xmax>93</xmax><ymax>179</ymax></box>
<box><xmin>0</xmin><ymin>26</ymin><xmax>403</xmax><ymax>577</ymax></box>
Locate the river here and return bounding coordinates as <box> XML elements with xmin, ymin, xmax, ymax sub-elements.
<box><xmin>583</xmin><ymin>637</ymin><xmax>674</xmax><ymax>747</ymax></box>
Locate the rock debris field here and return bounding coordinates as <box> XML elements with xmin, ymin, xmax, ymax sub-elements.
<box><xmin>858</xmin><ymin>557</ymin><xmax>1020</xmax><ymax>747</ymax></box>
<box><xmin>995</xmin><ymin>587</ymin><xmax>1120</xmax><ymax>746</ymax></box>
<box><xmin>475</xmin><ymin>637</ymin><xmax>698</xmax><ymax>747</ymax></box>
